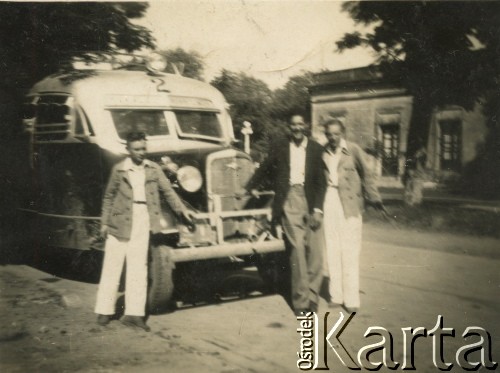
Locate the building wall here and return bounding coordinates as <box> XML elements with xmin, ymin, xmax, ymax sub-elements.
<box><xmin>310</xmin><ymin>70</ymin><xmax>490</xmax><ymax>187</ymax></box>
<box><xmin>311</xmin><ymin>89</ymin><xmax>413</xmax><ymax>185</ymax></box>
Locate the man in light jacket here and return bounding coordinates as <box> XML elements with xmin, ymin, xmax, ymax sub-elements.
<box><xmin>95</xmin><ymin>131</ymin><xmax>193</xmax><ymax>331</ymax></box>
<box><xmin>322</xmin><ymin>119</ymin><xmax>385</xmax><ymax>313</ymax></box>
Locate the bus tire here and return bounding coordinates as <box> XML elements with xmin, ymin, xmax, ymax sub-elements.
<box><xmin>147</xmin><ymin>245</ymin><xmax>176</xmax><ymax>315</ymax></box>
<box><xmin>257</xmin><ymin>251</ymin><xmax>288</xmax><ymax>296</ymax></box>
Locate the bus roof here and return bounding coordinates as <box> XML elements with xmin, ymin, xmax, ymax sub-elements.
<box><xmin>29</xmin><ymin>69</ymin><xmax>227</xmax><ymax>111</ymax></box>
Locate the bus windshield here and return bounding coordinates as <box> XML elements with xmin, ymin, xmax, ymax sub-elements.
<box><xmin>175</xmin><ymin>111</ymin><xmax>223</xmax><ymax>140</ymax></box>
<box><xmin>110</xmin><ymin>110</ymin><xmax>169</xmax><ymax>139</ymax></box>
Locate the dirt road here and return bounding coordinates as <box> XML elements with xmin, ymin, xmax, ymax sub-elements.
<box><xmin>1</xmin><ymin>224</ymin><xmax>499</xmax><ymax>372</ymax></box>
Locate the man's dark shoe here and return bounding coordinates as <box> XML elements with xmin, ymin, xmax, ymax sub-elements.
<box><xmin>121</xmin><ymin>315</ymin><xmax>151</xmax><ymax>332</ymax></box>
<box><xmin>294</xmin><ymin>308</ymin><xmax>310</xmax><ymax>317</ymax></box>
<box><xmin>309</xmin><ymin>300</ymin><xmax>318</xmax><ymax>313</ymax></box>
<box><xmin>97</xmin><ymin>314</ymin><xmax>111</xmax><ymax>326</ymax></box>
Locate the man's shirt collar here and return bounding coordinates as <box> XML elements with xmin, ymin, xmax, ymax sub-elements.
<box><xmin>325</xmin><ymin>138</ymin><xmax>348</xmax><ymax>155</ymax></box>
<box><xmin>122</xmin><ymin>158</ymin><xmax>152</xmax><ymax>171</ymax></box>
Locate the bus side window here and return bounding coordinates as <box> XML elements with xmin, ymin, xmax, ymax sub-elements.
<box><xmin>74</xmin><ymin>106</ymin><xmax>94</xmax><ymax>138</ymax></box>
<box><xmin>74</xmin><ymin>109</ymin><xmax>85</xmax><ymax>136</ymax></box>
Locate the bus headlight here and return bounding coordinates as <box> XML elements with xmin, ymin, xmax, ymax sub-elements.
<box><xmin>177</xmin><ymin>166</ymin><xmax>203</xmax><ymax>193</ymax></box>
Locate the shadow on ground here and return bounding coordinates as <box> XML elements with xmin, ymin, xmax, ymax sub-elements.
<box><xmin>0</xmin><ymin>220</ymin><xmax>292</xmax><ymax>315</ymax></box>
<box><xmin>1</xmin><ymin>239</ymin><xmax>104</xmax><ymax>284</ymax></box>
<box><xmin>0</xmin><ymin>210</ymin><xmax>299</xmax><ymax>316</ymax></box>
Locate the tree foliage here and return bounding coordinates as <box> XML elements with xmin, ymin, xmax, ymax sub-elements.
<box><xmin>0</xmin><ymin>2</ymin><xmax>154</xmax><ymax>138</ymax></box>
<box><xmin>0</xmin><ymin>2</ymin><xmax>154</xmax><ymax>93</ymax></box>
<box><xmin>211</xmin><ymin>69</ymin><xmax>318</xmax><ymax>160</ymax></box>
<box><xmin>159</xmin><ymin>48</ymin><xmax>205</xmax><ymax>80</ymax></box>
<box><xmin>336</xmin><ymin>1</ymin><xmax>500</xmax><ymax>156</ymax></box>
<box><xmin>270</xmin><ymin>72</ymin><xmax>315</xmax><ymax>123</ymax></box>
<box><xmin>211</xmin><ymin>69</ymin><xmax>287</xmax><ymax>161</ymax></box>
<box><xmin>211</xmin><ymin>69</ymin><xmax>273</xmax><ymax>142</ymax></box>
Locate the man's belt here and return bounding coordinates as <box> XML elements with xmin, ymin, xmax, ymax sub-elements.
<box><xmin>133</xmin><ymin>201</ymin><xmax>147</xmax><ymax>204</ymax></box>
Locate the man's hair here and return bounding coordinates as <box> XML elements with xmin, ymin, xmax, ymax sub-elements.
<box><xmin>126</xmin><ymin>131</ymin><xmax>147</xmax><ymax>144</ymax></box>
<box><xmin>323</xmin><ymin>118</ymin><xmax>345</xmax><ymax>133</ymax></box>
<box><xmin>290</xmin><ymin>114</ymin><xmax>305</xmax><ymax>124</ymax></box>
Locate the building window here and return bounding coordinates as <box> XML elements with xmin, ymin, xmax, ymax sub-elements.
<box><xmin>439</xmin><ymin>120</ymin><xmax>461</xmax><ymax>171</ymax></box>
<box><xmin>380</xmin><ymin>124</ymin><xmax>399</xmax><ymax>176</ymax></box>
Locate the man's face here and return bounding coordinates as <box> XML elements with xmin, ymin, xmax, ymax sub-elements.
<box><xmin>289</xmin><ymin>115</ymin><xmax>306</xmax><ymax>142</ymax></box>
<box><xmin>127</xmin><ymin>139</ymin><xmax>147</xmax><ymax>165</ymax></box>
<box><xmin>325</xmin><ymin>123</ymin><xmax>343</xmax><ymax>149</ymax></box>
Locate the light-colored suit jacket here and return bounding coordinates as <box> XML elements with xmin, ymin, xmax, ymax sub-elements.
<box><xmin>324</xmin><ymin>141</ymin><xmax>381</xmax><ymax>218</ymax></box>
<box><xmin>101</xmin><ymin>159</ymin><xmax>187</xmax><ymax>240</ymax></box>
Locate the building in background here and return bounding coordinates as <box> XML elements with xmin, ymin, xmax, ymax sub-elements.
<box><xmin>309</xmin><ymin>66</ymin><xmax>488</xmax><ymax>187</ymax></box>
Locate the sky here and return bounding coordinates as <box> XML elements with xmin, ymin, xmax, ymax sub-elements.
<box><xmin>138</xmin><ymin>0</ymin><xmax>375</xmax><ymax>88</ymax></box>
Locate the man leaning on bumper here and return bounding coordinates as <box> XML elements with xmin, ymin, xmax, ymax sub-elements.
<box><xmin>247</xmin><ymin>115</ymin><xmax>326</xmax><ymax>316</ymax></box>
<box><xmin>95</xmin><ymin>131</ymin><xmax>193</xmax><ymax>331</ymax></box>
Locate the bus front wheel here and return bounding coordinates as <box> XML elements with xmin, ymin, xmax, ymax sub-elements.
<box><xmin>147</xmin><ymin>245</ymin><xmax>175</xmax><ymax>314</ymax></box>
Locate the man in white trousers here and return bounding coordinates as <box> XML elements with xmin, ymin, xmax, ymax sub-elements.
<box><xmin>322</xmin><ymin>119</ymin><xmax>385</xmax><ymax>313</ymax></box>
<box><xmin>95</xmin><ymin>131</ymin><xmax>193</xmax><ymax>331</ymax></box>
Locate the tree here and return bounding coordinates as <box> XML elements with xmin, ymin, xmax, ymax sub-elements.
<box><xmin>158</xmin><ymin>48</ymin><xmax>205</xmax><ymax>81</ymax></box>
<box><xmin>461</xmin><ymin>89</ymin><xmax>500</xmax><ymax>198</ymax></box>
<box><xmin>0</xmin><ymin>2</ymin><xmax>154</xmax><ymax>135</ymax></box>
<box><xmin>336</xmin><ymin>1</ymin><xmax>500</xmax><ymax>188</ymax></box>
<box><xmin>0</xmin><ymin>2</ymin><xmax>154</xmax><ymax>216</ymax></box>
<box><xmin>211</xmin><ymin>70</ymin><xmax>275</xmax><ymax>156</ymax></box>
<box><xmin>0</xmin><ymin>2</ymin><xmax>154</xmax><ymax>86</ymax></box>
<box><xmin>211</xmin><ymin>70</ymin><xmax>319</xmax><ymax>161</ymax></box>
<box><xmin>271</xmin><ymin>72</ymin><xmax>315</xmax><ymax>123</ymax></box>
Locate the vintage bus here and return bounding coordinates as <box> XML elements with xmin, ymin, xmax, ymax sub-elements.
<box><xmin>19</xmin><ymin>55</ymin><xmax>284</xmax><ymax>312</ymax></box>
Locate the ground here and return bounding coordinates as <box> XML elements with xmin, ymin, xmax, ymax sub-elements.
<box><xmin>0</xmin><ymin>222</ymin><xmax>499</xmax><ymax>372</ymax></box>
